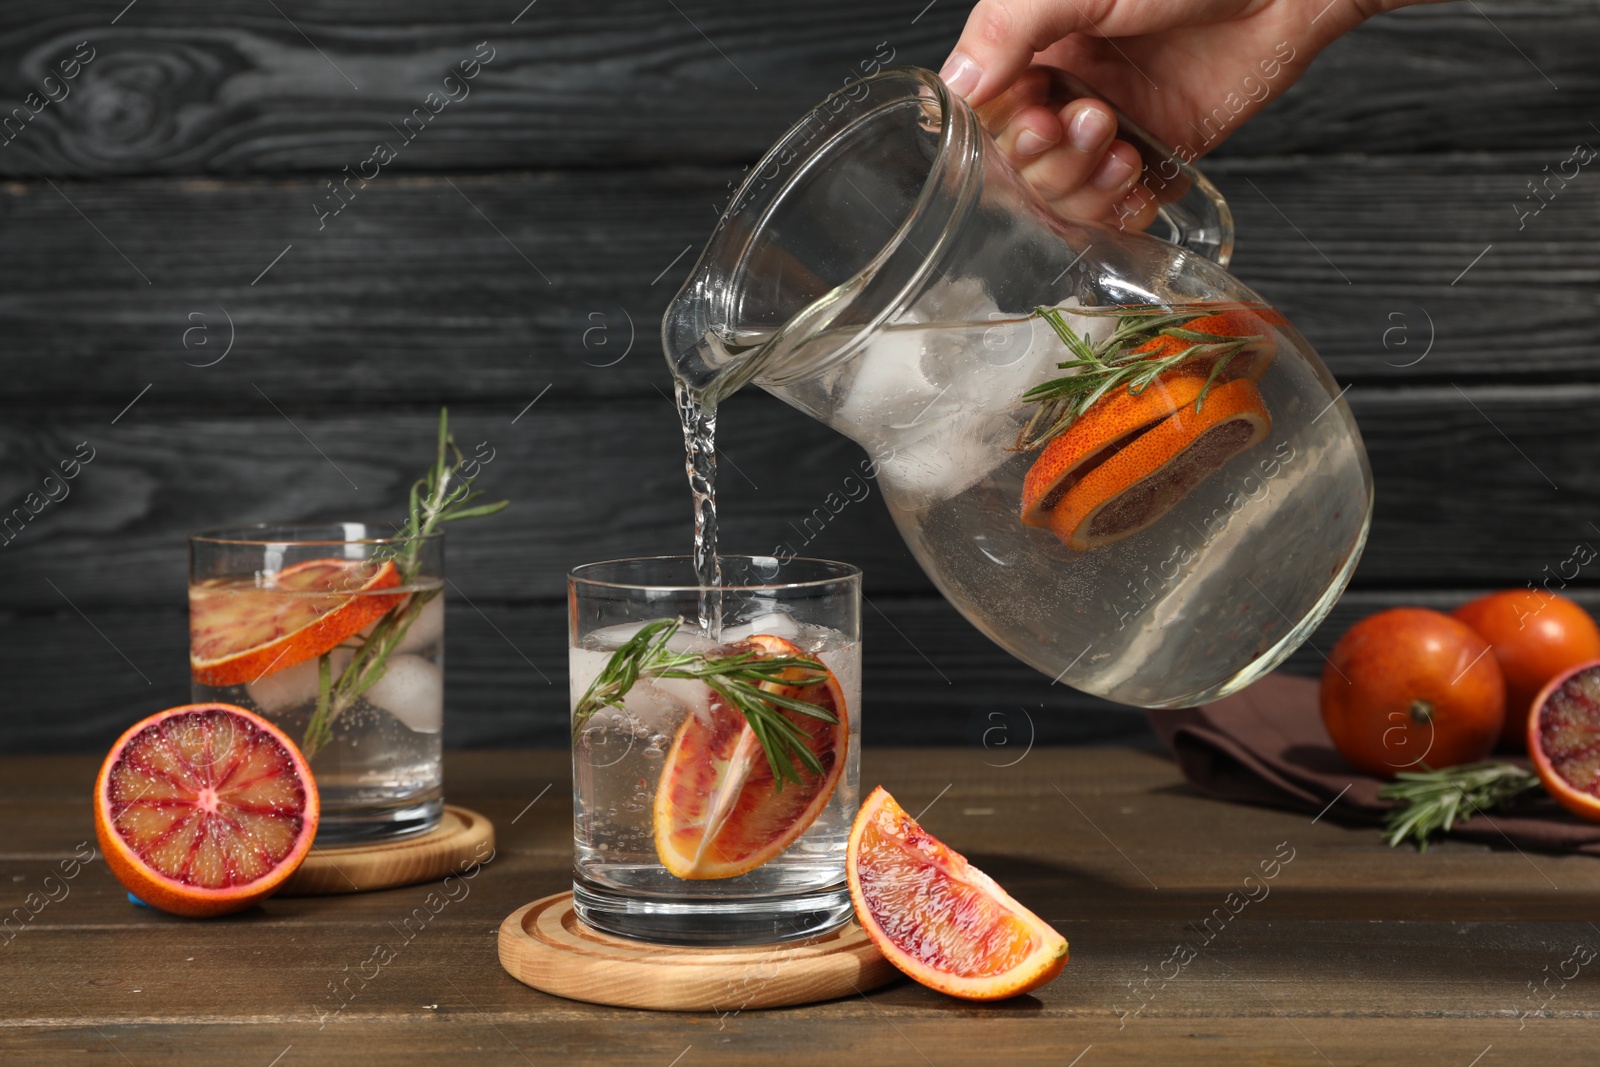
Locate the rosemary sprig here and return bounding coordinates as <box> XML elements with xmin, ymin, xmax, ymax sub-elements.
<box><xmin>301</xmin><ymin>408</ymin><xmax>508</xmax><ymax>758</ymax></box>
<box><xmin>1014</xmin><ymin>304</ymin><xmax>1267</xmax><ymax>451</ymax></box>
<box><xmin>573</xmin><ymin>618</ymin><xmax>838</xmax><ymax>791</ymax></box>
<box><xmin>1378</xmin><ymin>762</ymin><xmax>1542</xmax><ymax>851</ymax></box>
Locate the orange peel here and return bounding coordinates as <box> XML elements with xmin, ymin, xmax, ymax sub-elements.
<box><xmin>653</xmin><ymin>634</ymin><xmax>848</xmax><ymax>879</ymax></box>
<box><xmin>1020</xmin><ymin>373</ymin><xmax>1207</xmax><ymax>527</ymax></box>
<box><xmin>1048</xmin><ymin>378</ymin><xmax>1272</xmax><ymax>550</ymax></box>
<box><xmin>847</xmin><ymin>786</ymin><xmax>1068</xmax><ymax>1000</ymax></box>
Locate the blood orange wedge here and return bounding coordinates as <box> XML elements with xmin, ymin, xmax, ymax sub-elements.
<box><xmin>1020</xmin><ymin>373</ymin><xmax>1206</xmax><ymax>527</ymax></box>
<box><xmin>94</xmin><ymin>703</ymin><xmax>319</xmax><ymax>917</ymax></box>
<box><xmin>1048</xmin><ymin>377</ymin><xmax>1271</xmax><ymax>550</ymax></box>
<box><xmin>1128</xmin><ymin>303</ymin><xmax>1287</xmax><ymax>382</ymax></box>
<box><xmin>1528</xmin><ymin>661</ymin><xmax>1600</xmax><ymax>822</ymax></box>
<box><xmin>847</xmin><ymin>786</ymin><xmax>1068</xmax><ymax>1000</ymax></box>
<box><xmin>653</xmin><ymin>634</ymin><xmax>848</xmax><ymax>880</ymax></box>
<box><xmin>190</xmin><ymin>557</ymin><xmax>403</xmax><ymax>687</ymax></box>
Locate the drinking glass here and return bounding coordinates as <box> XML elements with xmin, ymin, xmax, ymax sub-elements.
<box><xmin>568</xmin><ymin>555</ymin><xmax>861</xmax><ymax>944</ymax></box>
<box><xmin>189</xmin><ymin>523</ymin><xmax>445</xmax><ymax>845</ymax></box>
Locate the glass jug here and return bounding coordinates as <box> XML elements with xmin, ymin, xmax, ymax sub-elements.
<box><xmin>663</xmin><ymin>67</ymin><xmax>1372</xmax><ymax>709</ymax></box>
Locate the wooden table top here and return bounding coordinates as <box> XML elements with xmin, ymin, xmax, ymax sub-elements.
<box><xmin>6</xmin><ymin>746</ymin><xmax>1600</xmax><ymax>1065</ymax></box>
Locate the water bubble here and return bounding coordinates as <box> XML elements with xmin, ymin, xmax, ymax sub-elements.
<box><xmin>751</xmin><ymin>556</ymin><xmax>782</xmax><ymax>579</ymax></box>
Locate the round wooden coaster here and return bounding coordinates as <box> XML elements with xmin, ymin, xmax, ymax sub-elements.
<box><xmin>498</xmin><ymin>891</ymin><xmax>901</xmax><ymax>1011</ymax></box>
<box><xmin>279</xmin><ymin>805</ymin><xmax>495</xmax><ymax>896</ymax></box>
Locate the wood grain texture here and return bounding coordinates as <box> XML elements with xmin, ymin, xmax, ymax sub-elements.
<box><xmin>4</xmin><ymin>588</ymin><xmax>1598</xmax><ymax>753</ymax></box>
<box><xmin>0</xmin><ymin>2</ymin><xmax>1590</xmax><ymax>177</ymax></box>
<box><xmin>497</xmin><ymin>893</ymin><xmax>897</xmax><ymax>1011</ymax></box>
<box><xmin>6</xmin><ymin>748</ymin><xmax>1600</xmax><ymax>1065</ymax></box>
<box><xmin>2</xmin><ymin>387</ymin><xmax>1594</xmax><ymax>750</ymax></box>
<box><xmin>0</xmin><ymin>159</ymin><xmax>1595</xmax><ymax>407</ymax></box>
<box><xmin>280</xmin><ymin>805</ymin><xmax>496</xmax><ymax>896</ymax></box>
<box><xmin>0</xmin><ymin>384</ymin><xmax>1594</xmax><ymax>607</ymax></box>
<box><xmin>6</xmin><ymin>1019</ymin><xmax>1600</xmax><ymax>1067</ymax></box>
<box><xmin>0</xmin><ymin>595</ymin><xmax>1148</xmax><ymax>751</ymax></box>
<box><xmin>2</xmin><ymin>0</ymin><xmax>1598</xmax><ymax>761</ymax></box>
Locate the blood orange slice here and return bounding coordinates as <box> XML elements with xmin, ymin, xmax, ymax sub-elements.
<box><xmin>94</xmin><ymin>703</ymin><xmax>319</xmax><ymax>917</ymax></box>
<box><xmin>847</xmin><ymin>786</ymin><xmax>1067</xmax><ymax>1000</ymax></box>
<box><xmin>1128</xmin><ymin>303</ymin><xmax>1287</xmax><ymax>382</ymax></box>
<box><xmin>653</xmin><ymin>634</ymin><xmax>848</xmax><ymax>880</ymax></box>
<box><xmin>1528</xmin><ymin>660</ymin><xmax>1600</xmax><ymax>822</ymax></box>
<box><xmin>190</xmin><ymin>557</ymin><xmax>403</xmax><ymax>687</ymax></box>
<box><xmin>1020</xmin><ymin>373</ymin><xmax>1206</xmax><ymax>527</ymax></box>
<box><xmin>1049</xmin><ymin>377</ymin><xmax>1271</xmax><ymax>550</ymax></box>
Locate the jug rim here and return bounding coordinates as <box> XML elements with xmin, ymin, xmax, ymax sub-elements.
<box><xmin>661</xmin><ymin>66</ymin><xmax>982</xmax><ymax>400</ymax></box>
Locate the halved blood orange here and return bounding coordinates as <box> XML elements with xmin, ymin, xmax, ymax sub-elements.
<box><xmin>190</xmin><ymin>558</ymin><xmax>403</xmax><ymax>687</ymax></box>
<box><xmin>1128</xmin><ymin>303</ymin><xmax>1287</xmax><ymax>382</ymax></box>
<box><xmin>1049</xmin><ymin>377</ymin><xmax>1272</xmax><ymax>550</ymax></box>
<box><xmin>1020</xmin><ymin>373</ymin><xmax>1206</xmax><ymax>527</ymax></box>
<box><xmin>1528</xmin><ymin>660</ymin><xmax>1600</xmax><ymax>822</ymax></box>
<box><xmin>94</xmin><ymin>703</ymin><xmax>319</xmax><ymax>917</ymax></box>
<box><xmin>653</xmin><ymin>634</ymin><xmax>848</xmax><ymax>880</ymax></box>
<box><xmin>847</xmin><ymin>786</ymin><xmax>1068</xmax><ymax>1000</ymax></box>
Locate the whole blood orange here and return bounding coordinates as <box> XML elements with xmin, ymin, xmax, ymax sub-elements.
<box><xmin>94</xmin><ymin>704</ymin><xmax>319</xmax><ymax>917</ymax></box>
<box><xmin>1452</xmin><ymin>590</ymin><xmax>1600</xmax><ymax>750</ymax></box>
<box><xmin>1020</xmin><ymin>373</ymin><xmax>1206</xmax><ymax>527</ymax></box>
<box><xmin>653</xmin><ymin>634</ymin><xmax>848</xmax><ymax>880</ymax></box>
<box><xmin>1320</xmin><ymin>608</ymin><xmax>1505</xmax><ymax>777</ymax></box>
<box><xmin>190</xmin><ymin>558</ymin><xmax>403</xmax><ymax>687</ymax></box>
<box><xmin>1048</xmin><ymin>377</ymin><xmax>1271</xmax><ymax>550</ymax></box>
<box><xmin>848</xmin><ymin>786</ymin><xmax>1067</xmax><ymax>1000</ymax></box>
<box><xmin>1528</xmin><ymin>661</ymin><xmax>1600</xmax><ymax>822</ymax></box>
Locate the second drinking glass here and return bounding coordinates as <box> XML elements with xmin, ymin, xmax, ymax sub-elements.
<box><xmin>189</xmin><ymin>523</ymin><xmax>446</xmax><ymax>846</ymax></box>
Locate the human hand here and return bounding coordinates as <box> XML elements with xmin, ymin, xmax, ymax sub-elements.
<box><xmin>940</xmin><ymin>0</ymin><xmax>1415</xmax><ymax>227</ymax></box>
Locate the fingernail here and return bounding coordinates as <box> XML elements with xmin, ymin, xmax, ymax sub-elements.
<box><xmin>1091</xmin><ymin>151</ymin><xmax>1137</xmax><ymax>191</ymax></box>
<box><xmin>1068</xmin><ymin>106</ymin><xmax>1115</xmax><ymax>153</ymax></box>
<box><xmin>1014</xmin><ymin>128</ymin><xmax>1056</xmax><ymax>156</ymax></box>
<box><xmin>1113</xmin><ymin>189</ymin><xmax>1146</xmax><ymax>224</ymax></box>
<box><xmin>939</xmin><ymin>53</ymin><xmax>982</xmax><ymax>99</ymax></box>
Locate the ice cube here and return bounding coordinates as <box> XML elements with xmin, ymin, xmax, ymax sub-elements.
<box><xmin>832</xmin><ymin>275</ymin><xmax>1037</xmax><ymax>438</ymax></box>
<box><xmin>832</xmin><ymin>323</ymin><xmax>942</xmax><ymax>447</ymax></box>
<box><xmin>835</xmin><ymin>326</ymin><xmax>1053</xmax><ymax>507</ymax></box>
<box><xmin>720</xmin><ymin>609</ymin><xmax>802</xmax><ymax>645</ymax></box>
<box><xmin>246</xmin><ymin>650</ymin><xmax>352</xmax><ymax>713</ymax></box>
<box><xmin>366</xmin><ymin>654</ymin><xmax>444</xmax><ymax>733</ymax></box>
<box><xmin>665</xmin><ymin>628</ymin><xmax>719</xmax><ymax>654</ymax></box>
<box><xmin>649</xmin><ymin>676</ymin><xmax>712</xmax><ymax>724</ymax></box>
<box><xmin>877</xmin><ymin>417</ymin><xmax>1017</xmax><ymax>507</ymax></box>
<box><xmin>817</xmin><ymin>643</ymin><xmax>861</xmax><ymax>708</ymax></box>
<box><xmin>569</xmin><ymin>647</ymin><xmax>711</xmax><ymax>732</ymax></box>
<box><xmin>395</xmin><ymin>594</ymin><xmax>444</xmax><ymax>655</ymax></box>
<box><xmin>569</xmin><ymin>646</ymin><xmax>613</xmax><ymax>709</ymax></box>
<box><xmin>582</xmin><ymin>620</ymin><xmax>718</xmax><ymax>655</ymax></box>
<box><xmin>626</xmin><ymin>677</ymin><xmax>703</xmax><ymax>732</ymax></box>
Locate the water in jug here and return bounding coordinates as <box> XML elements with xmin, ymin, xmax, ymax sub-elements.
<box><xmin>662</xmin><ymin>66</ymin><xmax>1372</xmax><ymax>709</ymax></box>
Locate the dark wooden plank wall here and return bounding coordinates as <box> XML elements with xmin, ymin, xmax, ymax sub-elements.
<box><xmin>2</xmin><ymin>1</ymin><xmax>1596</xmax><ymax>749</ymax></box>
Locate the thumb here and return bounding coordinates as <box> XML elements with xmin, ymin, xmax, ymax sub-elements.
<box><xmin>940</xmin><ymin>0</ymin><xmax>1099</xmax><ymax>107</ymax></box>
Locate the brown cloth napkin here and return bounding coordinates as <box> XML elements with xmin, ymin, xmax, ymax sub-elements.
<box><xmin>1148</xmin><ymin>673</ymin><xmax>1600</xmax><ymax>856</ymax></box>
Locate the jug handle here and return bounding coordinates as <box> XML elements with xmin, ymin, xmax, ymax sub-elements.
<box><xmin>974</xmin><ymin>67</ymin><xmax>1235</xmax><ymax>269</ymax></box>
